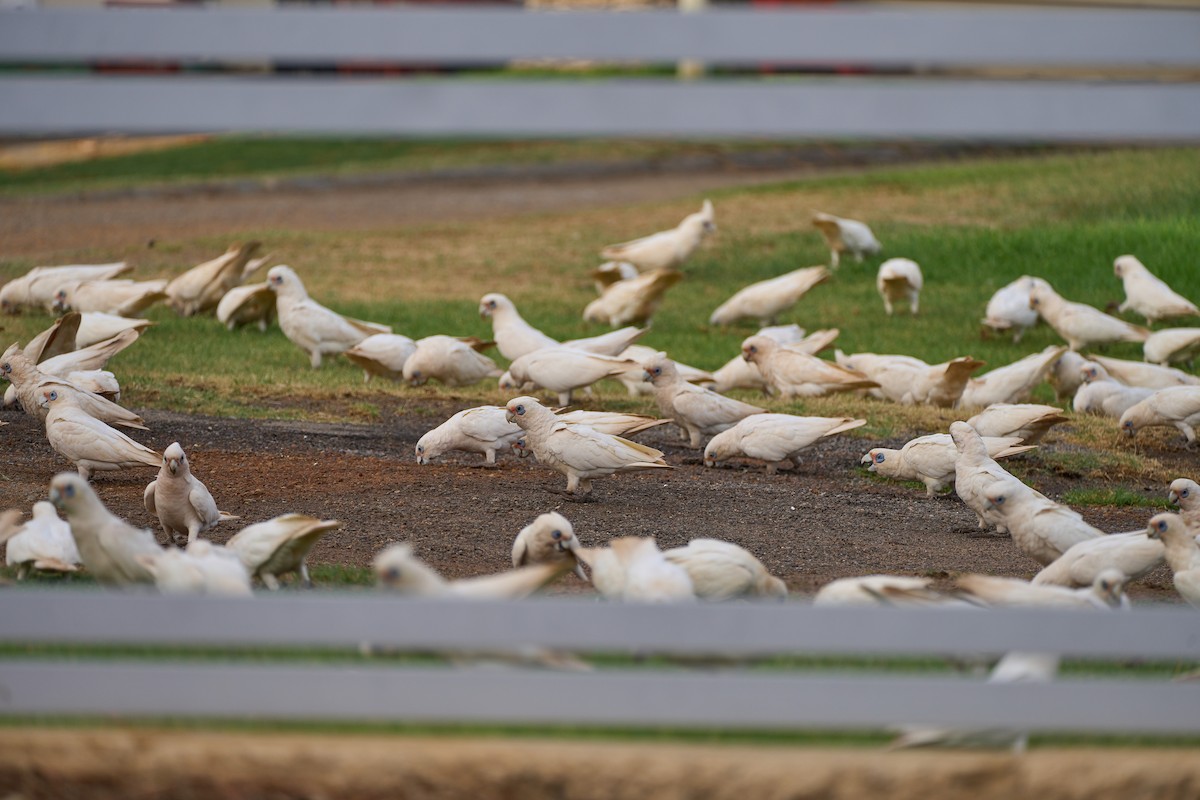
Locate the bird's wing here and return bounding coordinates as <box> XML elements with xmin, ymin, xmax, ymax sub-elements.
<box><xmin>50</xmin><ymin>411</ymin><xmax>160</xmax><ymax>466</ymax></box>
<box><xmin>450</xmin><ymin>561</ymin><xmax>573</xmax><ymax>600</ymax></box>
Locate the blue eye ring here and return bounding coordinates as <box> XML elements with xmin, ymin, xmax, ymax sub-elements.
<box><xmin>64</xmin><ymin>484</ymin><xmax>75</xmax><ymax>497</ymax></box>
<box><xmin>551</xmin><ymin>530</ymin><xmax>562</xmax><ymax>540</ymax></box>
<box><xmin>516</xmin><ymin>405</ymin><xmax>525</xmax><ymax>415</ymax></box>
<box><xmin>48</xmin><ymin>390</ymin><xmax>57</xmax><ymax>401</ymax></box>
<box><xmin>995</xmin><ymin>495</ymin><xmax>1006</xmax><ymax>504</ymax></box>
<box><xmin>873</xmin><ymin>452</ymin><xmax>884</xmax><ymax>463</ymax></box>
<box><xmin>1157</xmin><ymin>520</ymin><xmax>1168</xmax><ymax>531</ymax></box>
<box><xmin>1183</xmin><ymin>489</ymin><xmax>1190</xmax><ymax>497</ymax></box>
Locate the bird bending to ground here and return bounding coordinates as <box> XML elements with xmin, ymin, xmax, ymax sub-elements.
<box><xmin>144</xmin><ymin>443</ymin><xmax>234</xmax><ymax>546</ymax></box>
<box><xmin>705</xmin><ymin>413</ymin><xmax>865</xmax><ymax>475</ymax></box>
<box><xmin>662</xmin><ymin>539</ymin><xmax>786</xmax><ymax>600</ymax></box>
<box><xmin>403</xmin><ymin>335</ymin><xmax>501</xmax><ymax>387</ymax></box>
<box><xmin>505</xmin><ymin>396</ymin><xmax>672</xmax><ymax>496</ymax></box>
<box><xmin>344</xmin><ymin>333</ymin><xmax>417</xmax><ymax>383</ymax></box>
<box><xmin>813</xmin><ymin>575</ymin><xmax>943</xmax><ymax>607</ymax></box>
<box><xmin>507</xmin><ymin>347</ymin><xmax>636</xmax><ymax>407</ymax></box>
<box><xmin>742</xmin><ymin>336</ymin><xmax>877</xmax><ymax>398</ymax></box>
<box><xmin>41</xmin><ymin>388</ymin><xmax>160</xmax><ymax>481</ymax></box>
<box><xmin>709</xmin><ymin>325</ymin><xmax>830</xmax><ymax>394</ymax></box>
<box><xmin>2</xmin><ymin>350</ymin><xmax>145</xmax><ymax>429</ymax></box>
<box><xmin>982</xmin><ymin>484</ymin><xmax>1104</xmax><ymax>566</ymax></box>
<box><xmin>876</xmin><ymin>258</ymin><xmax>922</xmax><ymax>316</ymax></box>
<box><xmin>1144</xmin><ymin>328</ymin><xmax>1200</xmax><ymax>367</ymax></box>
<box><xmin>575</xmin><ymin>536</ymin><xmax>694</xmax><ymax>602</ymax></box>
<box><xmin>811</xmin><ymin>211</ymin><xmax>881</xmax><ymax>269</ymax></box>
<box><xmin>643</xmin><ymin>352</ymin><xmax>765</xmax><ymax>448</ymax></box>
<box><xmin>1119</xmin><ymin>386</ymin><xmax>1200</xmax><ymax>447</ymax></box>
<box><xmin>138</xmin><ymin>540</ymin><xmax>253</xmax><ymax>596</ymax></box>
<box><xmin>1073</xmin><ymin>361</ymin><xmax>1154</xmax><ymax>418</ymax></box>
<box><xmin>957</xmin><ymin>346</ymin><xmax>1067</xmax><ymax>409</ymax></box>
<box><xmin>52</xmin><ymin>278</ymin><xmax>168</xmax><ymax>317</ymax></box>
<box><xmin>600</xmin><ymin>200</ymin><xmax>715</xmax><ymax>271</ymax></box>
<box><xmin>267</xmin><ymin>265</ymin><xmax>391</xmax><ymax>368</ymax></box>
<box><xmin>708</xmin><ymin>265</ymin><xmax>830</xmax><ymax>327</ymax></box>
<box><xmin>216</xmin><ymin>282</ymin><xmax>276</xmax><ymax>332</ymax></box>
<box><xmin>843</xmin><ymin>353</ymin><xmax>983</xmax><ymax>407</ymax></box>
<box><xmin>864</xmin><ymin>433</ymin><xmax>1034</xmax><ymax>498</ymax></box>
<box><xmin>375</xmin><ymin>542</ymin><xmax>572</xmax><ymax>598</ymax></box>
<box><xmin>225</xmin><ymin>514</ymin><xmax>342</xmax><ymax>590</ymax></box>
<box><xmin>583</xmin><ymin>268</ymin><xmax>683</xmax><ymax>328</ymax></box>
<box><xmin>0</xmin><ymin>502</ymin><xmax>81</xmax><ymax>579</ymax></box>
<box><xmin>965</xmin><ymin>404</ymin><xmax>1067</xmax><ymax>444</ymax></box>
<box><xmin>950</xmin><ymin>421</ymin><xmax>1029</xmax><ymax>534</ymax></box>
<box><xmin>1032</xmin><ymin>532</ymin><xmax>1164</xmax><ymax>588</ymax></box>
<box><xmin>1113</xmin><ymin>255</ymin><xmax>1198</xmax><ymax>323</ymax></box>
<box><xmin>1</xmin><ymin>262</ymin><xmax>130</xmax><ymax>314</ymax></box>
<box><xmin>1088</xmin><ymin>354</ymin><xmax>1199</xmax><ymax>389</ymax></box>
<box><xmin>982</xmin><ymin>276</ymin><xmax>1041</xmax><ymax>342</ymax></box>
<box><xmin>165</xmin><ymin>241</ymin><xmax>262</xmax><ymax>317</ymax></box>
<box><xmin>48</xmin><ymin>472</ymin><xmax>161</xmax><ymax>586</ymax></box>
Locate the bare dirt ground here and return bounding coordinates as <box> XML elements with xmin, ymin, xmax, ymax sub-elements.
<box><xmin>4</xmin><ymin>728</ymin><xmax>1200</xmax><ymax>800</ymax></box>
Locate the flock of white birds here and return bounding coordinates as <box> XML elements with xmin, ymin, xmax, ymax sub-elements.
<box><xmin>3</xmin><ymin>201</ymin><xmax>1200</xmax><ymax>628</ymax></box>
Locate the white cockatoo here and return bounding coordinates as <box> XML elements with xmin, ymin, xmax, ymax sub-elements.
<box><xmin>575</xmin><ymin>536</ymin><xmax>695</xmax><ymax>602</ymax></box>
<box><xmin>478</xmin><ymin>293</ymin><xmax>559</xmax><ymax>361</ymax></box>
<box><xmin>982</xmin><ymin>276</ymin><xmax>1041</xmax><ymax>342</ymax></box>
<box><xmin>708</xmin><ymin>265</ymin><xmax>830</xmax><ymax>327</ymax></box>
<box><xmin>1032</xmin><ymin>532</ymin><xmax>1164</xmax><ymax>588</ymax></box>
<box><xmin>40</xmin><ymin>387</ymin><xmax>160</xmax><ymax>481</ymax></box>
<box><xmin>73</xmin><ymin>312</ymin><xmax>153</xmax><ymax>348</ymax></box>
<box><xmin>1028</xmin><ymin>280</ymin><xmax>1149</xmax><ymax>351</ymax></box>
<box><xmin>417</xmin><ymin>406</ymin><xmax>527</xmax><ymax>466</ymax></box>
<box><xmin>505</xmin><ymin>396</ymin><xmax>672</xmax><ymax>495</ymax></box>
<box><xmin>1119</xmin><ymin>386</ymin><xmax>1200</xmax><ymax>447</ymax></box>
<box><xmin>612</xmin><ymin>344</ymin><xmax>712</xmax><ymax>397</ymax></box>
<box><xmin>591</xmin><ymin>261</ymin><xmax>639</xmax><ymax>294</ymax></box>
<box><xmin>48</xmin><ymin>472</ymin><xmax>161</xmax><ymax>586</ymax></box>
<box><xmin>1088</xmin><ymin>354</ymin><xmax>1199</xmax><ymax>389</ymax></box>
<box><xmin>1146</xmin><ymin>513</ymin><xmax>1200</xmax><ymax>607</ymax></box>
<box><xmin>863</xmin><ymin>433</ymin><xmax>1034</xmax><ymax>498</ymax></box>
<box><xmin>1047</xmin><ymin>349</ymin><xmax>1088</xmax><ymax>400</ymax></box>
<box><xmin>643</xmin><ymin>352</ymin><xmax>765</xmax><ymax>448</ymax></box>
<box><xmin>982</xmin><ymin>484</ymin><xmax>1104</xmax><ymax>566</ymax></box>
<box><xmin>267</xmin><ymin>265</ymin><xmax>391</xmax><ymax>368</ymax></box>
<box><xmin>137</xmin><ymin>540</ymin><xmax>254</xmax><ymax>597</ymax></box>
<box><xmin>216</xmin><ymin>282</ymin><xmax>276</xmax><ymax>332</ymax></box>
<box><xmin>165</xmin><ymin>241</ymin><xmax>262</xmax><ymax>317</ymax></box>
<box><xmin>1113</xmin><ymin>255</ymin><xmax>1198</xmax><ymax>323</ymax></box>
<box><xmin>144</xmin><ymin>442</ymin><xmax>233</xmax><ymax>546</ymax></box>
<box><xmin>841</xmin><ymin>353</ymin><xmax>983</xmax><ymax>407</ymax></box>
<box><xmin>955</xmin><ymin>570</ymin><xmax>1128</xmax><ymax>610</ymax></box>
<box><xmin>965</xmin><ymin>404</ymin><xmax>1067</xmax><ymax>444</ymax></box>
<box><xmin>52</xmin><ymin>278</ymin><xmax>169</xmax><ymax>317</ymax></box>
<box><xmin>1</xmin><ymin>262</ymin><xmax>130</xmax><ymax>314</ymax></box>
<box><xmin>344</xmin><ymin>333</ymin><xmax>417</xmax><ymax>383</ymax></box>
<box><xmin>662</xmin><ymin>539</ymin><xmax>787</xmax><ymax>601</ymax></box>
<box><xmin>0</xmin><ymin>502</ymin><xmax>81</xmax><ymax>578</ymax></box>
<box><xmin>876</xmin><ymin>258</ymin><xmax>923</xmax><ymax>316</ymax></box>
<box><xmin>957</xmin><ymin>345</ymin><xmax>1067</xmax><ymax>409</ymax></box>
<box><xmin>704</xmin><ymin>413</ymin><xmax>866</xmax><ymax>475</ymax></box>
<box><xmin>510</xmin><ymin>511</ymin><xmax>587</xmax><ymax>579</ymax></box>
<box><xmin>1</xmin><ymin>350</ymin><xmax>145</xmax><ymax>429</ymax></box>
<box><xmin>583</xmin><ymin>268</ymin><xmax>683</xmax><ymax>328</ymax></box>
<box><xmin>1167</xmin><ymin>478</ymin><xmax>1200</xmax><ymax>530</ymax></box>
<box><xmin>811</xmin><ymin>211</ymin><xmax>881</xmax><ymax>269</ymax></box>
<box><xmin>1144</xmin><ymin>328</ymin><xmax>1200</xmax><ymax>366</ymax></box>
<box><xmin>1073</xmin><ymin>361</ymin><xmax>1154</xmax><ymax>418</ymax></box>
<box><xmin>742</xmin><ymin>335</ymin><xmax>877</xmax><ymax>398</ymax></box>
<box><xmin>403</xmin><ymin>335</ymin><xmax>501</xmax><ymax>387</ymax></box>
<box><xmin>225</xmin><ymin>514</ymin><xmax>341</xmax><ymax>590</ymax></box>
<box><xmin>600</xmin><ymin>200</ymin><xmax>715</xmax><ymax>271</ymax></box>
<box><xmin>708</xmin><ymin>324</ymin><xmax>812</xmax><ymax>394</ymax></box>
<box><xmin>949</xmin><ymin>422</ymin><xmax>1031</xmax><ymax>534</ymax></box>
<box><xmin>375</xmin><ymin>542</ymin><xmax>570</xmax><ymax>598</ymax></box>
<box><xmin>507</xmin><ymin>347</ymin><xmax>636</xmax><ymax>407</ymax></box>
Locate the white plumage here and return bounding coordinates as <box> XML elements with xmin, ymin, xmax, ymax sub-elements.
<box><xmin>40</xmin><ymin>388</ymin><xmax>160</xmax><ymax>481</ymax></box>
<box><xmin>1167</xmin><ymin>478</ymin><xmax>1200</xmax><ymax>530</ymax></box>
<box><xmin>1144</xmin><ymin>328</ymin><xmax>1200</xmax><ymax>366</ymax></box>
<box><xmin>1114</xmin><ymin>255</ymin><xmax>1198</xmax><ymax>323</ymax></box>
<box><xmin>74</xmin><ymin>312</ymin><xmax>153</xmax><ymax>348</ymax></box>
<box><xmin>52</xmin><ymin>278</ymin><xmax>168</xmax><ymax>317</ymax></box>
<box><xmin>376</xmin><ymin>542</ymin><xmax>570</xmax><ymax>598</ymax></box>
<box><xmin>710</xmin><ymin>326</ymin><xmax>830</xmax><ymax>394</ymax></box>
<box><xmin>708</xmin><ymin>265</ymin><xmax>830</xmax><ymax>327</ymax></box>
<box><xmin>838</xmin><ymin>352</ymin><xmax>983</xmax><ymax>407</ymax></box>
<box><xmin>143</xmin><ymin>442</ymin><xmax>229</xmax><ymax>546</ymax></box>
<box><xmin>863</xmin><ymin>433</ymin><xmax>1034</xmax><ymax>498</ymax></box>
<box><xmin>662</xmin><ymin>539</ymin><xmax>786</xmax><ymax>600</ymax></box>
<box><xmin>165</xmin><ymin>242</ymin><xmax>262</xmax><ymax>317</ymax></box>
<box><xmin>982</xmin><ymin>483</ymin><xmax>1104</xmax><ymax>566</ymax></box>
<box><xmin>1073</xmin><ymin>361</ymin><xmax>1154</xmax><ymax>418</ymax></box>
<box><xmin>138</xmin><ymin>540</ymin><xmax>253</xmax><ymax>597</ymax></box>
<box><xmin>478</xmin><ymin>293</ymin><xmax>558</xmax><ymax>361</ymax></box>
<box><xmin>643</xmin><ymin>353</ymin><xmax>765</xmax><ymax>448</ymax></box>
<box><xmin>216</xmin><ymin>282</ymin><xmax>275</xmax><ymax>332</ymax></box>
<box><xmin>403</xmin><ymin>335</ymin><xmax>501</xmax><ymax>387</ymax></box>
<box><xmin>704</xmin><ymin>413</ymin><xmax>865</xmax><ymax>474</ymax></box>
<box><xmin>875</xmin><ymin>258</ymin><xmax>923</xmax><ymax>316</ymax></box>
<box><xmin>600</xmin><ymin>200</ymin><xmax>715</xmax><ymax>272</ymax></box>
<box><xmin>1029</xmin><ymin>280</ymin><xmax>1149</xmax><ymax>351</ymax></box>
<box><xmin>1119</xmin><ymin>386</ymin><xmax>1200</xmax><ymax>447</ymax></box>
<box><xmin>742</xmin><ymin>335</ymin><xmax>878</xmax><ymax>398</ymax></box>
<box><xmin>0</xmin><ymin>502</ymin><xmax>80</xmax><ymax>578</ymax></box>
<box><xmin>508</xmin><ymin>347</ymin><xmax>635</xmax><ymax>407</ymax></box>
<box><xmin>48</xmin><ymin>472</ymin><xmax>161</xmax><ymax>586</ymax></box>
<box><xmin>982</xmin><ymin>276</ymin><xmax>1041</xmax><ymax>342</ymax></box>
<box><xmin>344</xmin><ymin>333</ymin><xmax>417</xmax><ymax>383</ymax></box>
<box><xmin>225</xmin><ymin>514</ymin><xmax>341</xmax><ymax>590</ymax></box>
<box><xmin>1032</xmin><ymin>532</ymin><xmax>1164</xmax><ymax>588</ymax></box>
<box><xmin>1</xmin><ymin>262</ymin><xmax>130</xmax><ymax>314</ymax></box>
<box><xmin>583</xmin><ymin>269</ymin><xmax>683</xmax><ymax>327</ymax></box>
<box><xmin>957</xmin><ymin>345</ymin><xmax>1067</xmax><ymax>409</ymax></box>
<box><xmin>1147</xmin><ymin>513</ymin><xmax>1200</xmax><ymax>607</ymax></box>
<box><xmin>576</xmin><ymin>536</ymin><xmax>695</xmax><ymax>602</ymax></box>
<box><xmin>811</xmin><ymin>211</ymin><xmax>881</xmax><ymax>269</ymax></box>
<box><xmin>950</xmin><ymin>421</ymin><xmax>1030</xmax><ymax>534</ymax></box>
<box><xmin>1087</xmin><ymin>354</ymin><xmax>1198</xmax><ymax>389</ymax></box>
<box><xmin>511</xmin><ymin>511</ymin><xmax>586</xmax><ymax>580</ymax></box>
<box><xmin>267</xmin><ymin>265</ymin><xmax>391</xmax><ymax>368</ymax></box>
<box><xmin>965</xmin><ymin>404</ymin><xmax>1067</xmax><ymax>444</ymax></box>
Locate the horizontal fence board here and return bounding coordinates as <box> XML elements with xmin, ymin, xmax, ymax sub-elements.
<box><xmin>2</xmin><ymin>76</ymin><xmax>1199</xmax><ymax>140</ymax></box>
<box><xmin>1</xmin><ymin>660</ymin><xmax>1196</xmax><ymax>732</ymax></box>
<box><xmin>2</xmin><ymin>591</ymin><xmax>1199</xmax><ymax>658</ymax></box>
<box><xmin>0</xmin><ymin>7</ymin><xmax>1198</xmax><ymax>66</ymax></box>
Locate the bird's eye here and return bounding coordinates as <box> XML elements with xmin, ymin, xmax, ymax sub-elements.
<box><xmin>1123</xmin><ymin>420</ymin><xmax>1133</xmax><ymax>428</ymax></box>
<box><xmin>1183</xmin><ymin>489</ymin><xmax>1190</xmax><ymax>498</ymax></box>
<box><xmin>412</xmin><ymin>371</ymin><xmax>422</xmax><ymax>378</ymax></box>
<box><xmin>516</xmin><ymin>405</ymin><xmax>525</xmax><ymax>415</ymax></box>
<box><xmin>749</xmin><ymin>345</ymin><xmax>758</xmax><ymax>353</ymax></box>
<box><xmin>64</xmin><ymin>484</ymin><xmax>75</xmax><ymax>498</ymax></box>
<box><xmin>56</xmin><ymin>291</ymin><xmax>66</xmax><ymax>300</ymax></box>
<box><xmin>873</xmin><ymin>453</ymin><xmax>884</xmax><ymax>463</ymax></box>
<box><xmin>652</xmin><ymin>367</ymin><xmax>661</xmax><ymax>375</ymax></box>
<box><xmin>1</xmin><ymin>363</ymin><xmax>9</xmax><ymax>373</ymax></box>
<box><xmin>416</xmin><ymin>445</ymin><xmax>424</xmax><ymax>454</ymax></box>
<box><xmin>552</xmin><ymin>530</ymin><xmax>562</xmax><ymax>540</ymax></box>
<box><xmin>386</xmin><ymin>567</ymin><xmax>401</xmax><ymax>580</ymax></box>
<box><xmin>1157</xmin><ymin>520</ymin><xmax>1168</xmax><ymax>531</ymax></box>
<box><xmin>488</xmin><ymin>301</ymin><xmax>496</xmax><ymax>308</ymax></box>
<box><xmin>48</xmin><ymin>391</ymin><xmax>57</xmax><ymax>400</ymax></box>
<box><xmin>996</xmin><ymin>495</ymin><xmax>1006</xmax><ymax>504</ymax></box>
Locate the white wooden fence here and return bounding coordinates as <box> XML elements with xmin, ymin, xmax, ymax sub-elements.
<box><xmin>1</xmin><ymin>590</ymin><xmax>1198</xmax><ymax>733</ymax></box>
<box><xmin>0</xmin><ymin>4</ymin><xmax>1198</xmax><ymax>138</ymax></box>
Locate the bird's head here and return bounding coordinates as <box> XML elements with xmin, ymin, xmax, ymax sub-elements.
<box><xmin>478</xmin><ymin>293</ymin><xmax>507</xmax><ymax>319</ymax></box>
<box><xmin>266</xmin><ymin>265</ymin><xmax>300</xmax><ymax>295</ymax></box>
<box><xmin>741</xmin><ymin>336</ymin><xmax>771</xmax><ymax>364</ymax></box>
<box><xmin>1080</xmin><ymin>362</ymin><xmax>1101</xmax><ymax>383</ymax></box>
<box><xmin>511</xmin><ymin>438</ymin><xmax>531</xmax><ymax>458</ymax></box>
<box><xmin>531</xmin><ymin>512</ymin><xmax>578</xmax><ymax>556</ymax></box>
<box><xmin>983</xmin><ymin>486</ymin><xmax>1010</xmax><ymax>511</ymax></box>
<box><xmin>1168</xmin><ymin>478</ymin><xmax>1198</xmax><ymax>509</ymax></box>
<box><xmin>860</xmin><ymin>449</ymin><xmax>886</xmax><ymax>472</ymax></box>
<box><xmin>1093</xmin><ymin>568</ymin><xmax>1128</xmax><ymax>608</ymax></box>
<box><xmin>38</xmin><ymin>387</ymin><xmax>60</xmax><ymax>410</ymax></box>
<box><xmin>52</xmin><ymin>289</ymin><xmax>70</xmax><ymax>313</ymax></box>
<box><xmin>163</xmin><ymin>442</ymin><xmax>187</xmax><ymax>476</ymax></box>
<box><xmin>373</xmin><ymin>543</ymin><xmax>444</xmax><ymax>595</ymax></box>
<box><xmin>498</xmin><ymin>371</ymin><xmax>519</xmax><ymax>391</ymax></box>
<box><xmin>703</xmin><ymin>432</ymin><xmax>735</xmax><ymax>468</ymax></box>
<box><xmin>640</xmin><ymin>352</ymin><xmax>673</xmax><ymax>385</ymax></box>
<box><xmin>1113</xmin><ymin>255</ymin><xmax>1141</xmax><ymax>279</ymax></box>
<box><xmin>48</xmin><ymin>472</ymin><xmax>91</xmax><ymax>514</ymax></box>
<box><xmin>505</xmin><ymin>396</ymin><xmax>540</xmax><ymax>425</ymax></box>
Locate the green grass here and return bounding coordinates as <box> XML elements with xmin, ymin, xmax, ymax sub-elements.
<box><xmin>1060</xmin><ymin>487</ymin><xmax>1170</xmax><ymax>509</ymax></box>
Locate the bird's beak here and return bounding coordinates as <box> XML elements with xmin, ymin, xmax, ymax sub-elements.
<box><xmin>703</xmin><ymin>458</ymin><xmax>715</xmax><ymax>468</ymax></box>
<box><xmin>859</xmin><ymin>454</ymin><xmax>872</xmax><ymax>466</ymax></box>
<box><xmin>642</xmin><ymin>370</ymin><xmax>654</xmax><ymax>383</ymax></box>
<box><xmin>1168</xmin><ymin>490</ymin><xmax>1179</xmax><ymax>506</ymax></box>
<box><xmin>505</xmin><ymin>411</ymin><xmax>517</xmax><ymax>424</ymax></box>
<box><xmin>49</xmin><ymin>487</ymin><xmax>62</xmax><ymax>507</ymax></box>
<box><xmin>479</xmin><ymin>306</ymin><xmax>490</xmax><ymax>319</ymax></box>
<box><xmin>167</xmin><ymin>459</ymin><xmax>179</xmax><ymax>475</ymax></box>
<box><xmin>417</xmin><ymin>456</ymin><xmax>428</xmax><ymax>466</ymax></box>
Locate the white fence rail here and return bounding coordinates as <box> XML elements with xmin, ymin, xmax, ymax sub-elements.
<box><xmin>0</xmin><ymin>5</ymin><xmax>1198</xmax><ymax>139</ymax></box>
<box><xmin>1</xmin><ymin>591</ymin><xmax>1198</xmax><ymax>733</ymax></box>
